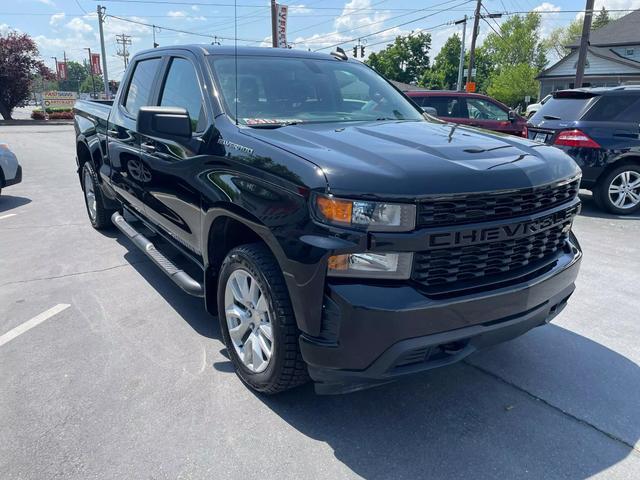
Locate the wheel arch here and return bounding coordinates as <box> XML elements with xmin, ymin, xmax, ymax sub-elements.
<box><xmin>594</xmin><ymin>154</ymin><xmax>640</xmax><ymax>187</ymax></box>
<box><xmin>203</xmin><ymin>207</ymin><xmax>289</xmax><ymax>316</ymax></box>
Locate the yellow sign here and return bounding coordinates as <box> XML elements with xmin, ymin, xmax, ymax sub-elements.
<box><xmin>43</xmin><ymin>91</ymin><xmax>77</xmax><ymax>108</ymax></box>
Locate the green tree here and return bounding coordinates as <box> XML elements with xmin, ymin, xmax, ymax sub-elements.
<box><xmin>482</xmin><ymin>13</ymin><xmax>547</xmax><ymax>71</ymax></box>
<box><xmin>421</xmin><ymin>34</ymin><xmax>461</xmax><ymax>89</ymax></box>
<box><xmin>592</xmin><ymin>7</ymin><xmax>611</xmax><ymax>30</ymax></box>
<box><xmin>366</xmin><ymin>33</ymin><xmax>432</xmax><ymax>84</ymax></box>
<box><xmin>487</xmin><ymin>63</ymin><xmax>538</xmax><ymax>108</ymax></box>
<box><xmin>58</xmin><ymin>61</ymin><xmax>88</xmax><ymax>92</ymax></box>
<box><xmin>80</xmin><ymin>74</ymin><xmax>104</xmax><ymax>95</ymax></box>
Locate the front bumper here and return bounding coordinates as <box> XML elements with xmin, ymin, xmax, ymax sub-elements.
<box><xmin>300</xmin><ymin>237</ymin><xmax>581</xmax><ymax>394</ymax></box>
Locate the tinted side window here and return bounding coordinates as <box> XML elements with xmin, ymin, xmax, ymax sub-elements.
<box><xmin>420</xmin><ymin>96</ymin><xmax>462</xmax><ymax>117</ymax></box>
<box><xmin>123</xmin><ymin>58</ymin><xmax>161</xmax><ymax>117</ymax></box>
<box><xmin>466</xmin><ymin>98</ymin><xmax>508</xmax><ymax>121</ymax></box>
<box><xmin>160</xmin><ymin>58</ymin><xmax>204</xmax><ymax>132</ymax></box>
<box><xmin>585</xmin><ymin>95</ymin><xmax>640</xmax><ymax>123</ymax></box>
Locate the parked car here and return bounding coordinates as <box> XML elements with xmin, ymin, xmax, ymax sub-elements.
<box><xmin>405</xmin><ymin>90</ymin><xmax>528</xmax><ymax>137</ymax></box>
<box><xmin>526</xmin><ymin>94</ymin><xmax>551</xmax><ymax>118</ymax></box>
<box><xmin>528</xmin><ymin>86</ymin><xmax>640</xmax><ymax>214</ymax></box>
<box><xmin>74</xmin><ymin>46</ymin><xmax>582</xmax><ymax>394</ymax></box>
<box><xmin>0</xmin><ymin>142</ymin><xmax>22</xmax><ymax>196</ymax></box>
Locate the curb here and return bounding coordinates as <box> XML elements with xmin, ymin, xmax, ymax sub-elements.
<box><xmin>0</xmin><ymin>120</ymin><xmax>73</xmax><ymax>126</ymax></box>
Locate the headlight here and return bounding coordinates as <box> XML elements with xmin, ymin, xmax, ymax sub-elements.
<box><xmin>327</xmin><ymin>252</ymin><xmax>413</xmax><ymax>279</ymax></box>
<box><xmin>314</xmin><ymin>194</ymin><xmax>416</xmax><ymax>232</ymax></box>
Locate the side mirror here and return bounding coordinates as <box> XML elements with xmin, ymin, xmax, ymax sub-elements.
<box><xmin>422</xmin><ymin>106</ymin><xmax>438</xmax><ymax>116</ymax></box>
<box><xmin>137</xmin><ymin>106</ymin><xmax>192</xmax><ymax>141</ymax></box>
<box><xmin>508</xmin><ymin>109</ymin><xmax>517</xmax><ymax>121</ymax></box>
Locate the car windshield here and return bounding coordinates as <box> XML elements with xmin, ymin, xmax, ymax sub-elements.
<box><xmin>209</xmin><ymin>55</ymin><xmax>424</xmax><ymax>126</ymax></box>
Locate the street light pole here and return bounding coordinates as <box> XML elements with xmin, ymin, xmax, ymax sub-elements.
<box><xmin>84</xmin><ymin>47</ymin><xmax>97</xmax><ymax>98</ymax></box>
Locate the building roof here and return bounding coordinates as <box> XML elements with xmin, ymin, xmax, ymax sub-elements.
<box><xmin>567</xmin><ymin>9</ymin><xmax>640</xmax><ymax>48</ymax></box>
<box><xmin>390</xmin><ymin>80</ymin><xmax>427</xmax><ymax>92</ymax></box>
<box><xmin>537</xmin><ymin>45</ymin><xmax>640</xmax><ymax>79</ymax></box>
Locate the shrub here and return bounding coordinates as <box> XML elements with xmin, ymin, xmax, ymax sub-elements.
<box><xmin>31</xmin><ymin>108</ymin><xmax>74</xmax><ymax>120</ymax></box>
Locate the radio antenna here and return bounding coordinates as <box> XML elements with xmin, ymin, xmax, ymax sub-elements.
<box><xmin>234</xmin><ymin>0</ymin><xmax>238</xmax><ymax>126</ymax></box>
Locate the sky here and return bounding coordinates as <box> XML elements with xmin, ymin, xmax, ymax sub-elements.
<box><xmin>2</xmin><ymin>0</ymin><xmax>640</xmax><ymax>82</ymax></box>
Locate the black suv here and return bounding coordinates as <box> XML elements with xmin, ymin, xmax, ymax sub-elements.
<box><xmin>528</xmin><ymin>86</ymin><xmax>640</xmax><ymax>214</ymax></box>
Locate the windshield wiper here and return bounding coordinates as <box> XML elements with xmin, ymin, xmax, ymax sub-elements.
<box><xmin>543</xmin><ymin>115</ymin><xmax>561</xmax><ymax>120</ymax></box>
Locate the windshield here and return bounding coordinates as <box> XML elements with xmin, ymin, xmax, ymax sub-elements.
<box><xmin>209</xmin><ymin>55</ymin><xmax>424</xmax><ymax>126</ymax></box>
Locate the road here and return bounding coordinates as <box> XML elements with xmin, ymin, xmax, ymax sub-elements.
<box><xmin>1</xmin><ymin>124</ymin><xmax>639</xmax><ymax>479</ymax></box>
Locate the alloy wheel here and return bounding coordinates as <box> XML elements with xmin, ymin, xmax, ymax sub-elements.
<box><xmin>224</xmin><ymin>269</ymin><xmax>274</xmax><ymax>373</ymax></box>
<box><xmin>608</xmin><ymin>170</ymin><xmax>640</xmax><ymax>210</ymax></box>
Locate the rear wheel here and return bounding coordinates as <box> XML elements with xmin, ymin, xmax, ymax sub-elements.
<box><xmin>217</xmin><ymin>243</ymin><xmax>308</xmax><ymax>394</ymax></box>
<box><xmin>82</xmin><ymin>162</ymin><xmax>113</xmax><ymax>229</ymax></box>
<box><xmin>594</xmin><ymin>165</ymin><xmax>640</xmax><ymax>215</ymax></box>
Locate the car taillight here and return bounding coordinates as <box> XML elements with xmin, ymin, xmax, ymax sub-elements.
<box><xmin>553</xmin><ymin>129</ymin><xmax>600</xmax><ymax>148</ymax></box>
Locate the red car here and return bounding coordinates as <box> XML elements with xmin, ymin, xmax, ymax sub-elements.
<box><xmin>405</xmin><ymin>90</ymin><xmax>528</xmax><ymax>137</ymax></box>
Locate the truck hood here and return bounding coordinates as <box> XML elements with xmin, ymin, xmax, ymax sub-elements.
<box><xmin>244</xmin><ymin>120</ymin><xmax>580</xmax><ymax>199</ymax></box>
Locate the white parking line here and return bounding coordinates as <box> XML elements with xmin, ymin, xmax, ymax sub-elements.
<box><xmin>0</xmin><ymin>213</ymin><xmax>17</xmax><ymax>220</ymax></box>
<box><xmin>0</xmin><ymin>304</ymin><xmax>70</xmax><ymax>347</ymax></box>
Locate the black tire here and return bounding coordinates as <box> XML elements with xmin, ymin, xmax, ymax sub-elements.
<box><xmin>81</xmin><ymin>162</ymin><xmax>114</xmax><ymax>230</ymax></box>
<box><xmin>217</xmin><ymin>243</ymin><xmax>308</xmax><ymax>394</ymax></box>
<box><xmin>594</xmin><ymin>164</ymin><xmax>640</xmax><ymax>215</ymax></box>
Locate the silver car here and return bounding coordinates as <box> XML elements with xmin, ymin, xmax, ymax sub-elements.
<box><xmin>0</xmin><ymin>142</ymin><xmax>22</xmax><ymax>196</ymax></box>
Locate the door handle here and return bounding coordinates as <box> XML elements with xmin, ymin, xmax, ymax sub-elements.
<box><xmin>141</xmin><ymin>142</ymin><xmax>156</xmax><ymax>153</ymax></box>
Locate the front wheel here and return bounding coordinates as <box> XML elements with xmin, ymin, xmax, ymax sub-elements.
<box><xmin>217</xmin><ymin>243</ymin><xmax>308</xmax><ymax>394</ymax></box>
<box><xmin>594</xmin><ymin>165</ymin><xmax>640</xmax><ymax>215</ymax></box>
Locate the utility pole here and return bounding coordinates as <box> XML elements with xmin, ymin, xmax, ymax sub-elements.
<box><xmin>270</xmin><ymin>0</ymin><xmax>278</xmax><ymax>47</ymax></box>
<box><xmin>116</xmin><ymin>34</ymin><xmax>132</xmax><ymax>69</ymax></box>
<box><xmin>455</xmin><ymin>16</ymin><xmax>467</xmax><ymax>91</ymax></box>
<box><xmin>84</xmin><ymin>47</ymin><xmax>97</xmax><ymax>98</ymax></box>
<box><xmin>97</xmin><ymin>5</ymin><xmax>110</xmax><ymax>98</ymax></box>
<box><xmin>466</xmin><ymin>0</ymin><xmax>482</xmax><ymax>92</ymax></box>
<box><xmin>575</xmin><ymin>0</ymin><xmax>595</xmax><ymax>88</ymax></box>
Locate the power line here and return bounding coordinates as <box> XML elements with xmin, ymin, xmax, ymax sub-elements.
<box><xmin>289</xmin><ymin>0</ymin><xmax>391</xmax><ymax>36</ymax></box>
<box><xmin>105</xmin><ymin>14</ymin><xmax>265</xmax><ymax>43</ymax></box>
<box><xmin>93</xmin><ymin>0</ymin><xmax>432</xmax><ymax>11</ymax></box>
<box><xmin>314</xmin><ymin>0</ymin><xmax>474</xmax><ymax>51</ymax></box>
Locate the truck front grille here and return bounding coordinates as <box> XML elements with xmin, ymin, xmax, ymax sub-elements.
<box><xmin>412</xmin><ymin>206</ymin><xmax>577</xmax><ymax>293</ymax></box>
<box><xmin>416</xmin><ymin>178</ymin><xmax>580</xmax><ymax>228</ymax></box>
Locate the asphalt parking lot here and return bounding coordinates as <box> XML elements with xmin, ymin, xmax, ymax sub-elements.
<box><xmin>1</xmin><ymin>123</ymin><xmax>639</xmax><ymax>479</ymax></box>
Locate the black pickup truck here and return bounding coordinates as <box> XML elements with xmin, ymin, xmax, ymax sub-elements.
<box><xmin>74</xmin><ymin>46</ymin><xmax>582</xmax><ymax>394</ymax></box>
